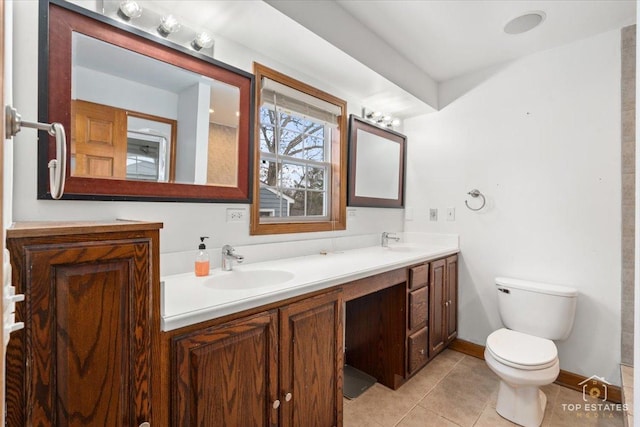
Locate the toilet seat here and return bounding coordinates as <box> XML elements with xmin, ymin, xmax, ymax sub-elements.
<box><xmin>486</xmin><ymin>328</ymin><xmax>557</xmax><ymax>371</ymax></box>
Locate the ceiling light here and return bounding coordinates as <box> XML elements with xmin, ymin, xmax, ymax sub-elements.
<box><xmin>504</xmin><ymin>11</ymin><xmax>546</xmax><ymax>35</ymax></box>
<box><xmin>192</xmin><ymin>32</ymin><xmax>214</xmax><ymax>51</ymax></box>
<box><xmin>118</xmin><ymin>0</ymin><xmax>142</xmax><ymax>21</ymax></box>
<box><xmin>209</xmin><ymin>108</ymin><xmax>214</xmax><ymax>114</ymax></box>
<box><xmin>157</xmin><ymin>15</ymin><xmax>181</xmax><ymax>37</ymax></box>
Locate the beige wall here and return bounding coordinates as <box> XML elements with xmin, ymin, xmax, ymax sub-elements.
<box><xmin>622</xmin><ymin>25</ymin><xmax>635</xmax><ymax>366</ymax></box>
<box><xmin>207</xmin><ymin>123</ymin><xmax>238</xmax><ymax>187</ymax></box>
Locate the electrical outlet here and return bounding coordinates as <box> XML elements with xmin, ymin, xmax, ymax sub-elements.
<box><xmin>226</xmin><ymin>208</ymin><xmax>247</xmax><ymax>223</ymax></box>
<box><xmin>446</xmin><ymin>207</ymin><xmax>455</xmax><ymax>221</ymax></box>
<box><xmin>347</xmin><ymin>208</ymin><xmax>357</xmax><ymax>218</ymax></box>
<box><xmin>429</xmin><ymin>208</ymin><xmax>438</xmax><ymax>221</ymax></box>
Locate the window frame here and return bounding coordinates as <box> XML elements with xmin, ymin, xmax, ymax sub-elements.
<box><xmin>251</xmin><ymin>63</ymin><xmax>347</xmax><ymax>235</ymax></box>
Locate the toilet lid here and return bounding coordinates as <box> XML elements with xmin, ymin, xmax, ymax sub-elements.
<box><xmin>487</xmin><ymin>328</ymin><xmax>557</xmax><ymax>370</ymax></box>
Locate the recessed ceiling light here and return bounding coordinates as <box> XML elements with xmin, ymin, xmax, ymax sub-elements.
<box><xmin>504</xmin><ymin>11</ymin><xmax>546</xmax><ymax>35</ymax></box>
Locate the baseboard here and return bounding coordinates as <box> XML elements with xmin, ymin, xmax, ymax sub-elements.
<box><xmin>449</xmin><ymin>338</ymin><xmax>622</xmax><ymax>404</ymax></box>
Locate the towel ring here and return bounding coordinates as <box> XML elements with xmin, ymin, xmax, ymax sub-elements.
<box><xmin>5</xmin><ymin>105</ymin><xmax>67</xmax><ymax>199</ymax></box>
<box><xmin>465</xmin><ymin>189</ymin><xmax>486</xmax><ymax>211</ymax></box>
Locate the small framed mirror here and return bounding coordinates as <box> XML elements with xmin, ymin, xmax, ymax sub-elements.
<box><xmin>347</xmin><ymin>115</ymin><xmax>406</xmax><ymax>208</ymax></box>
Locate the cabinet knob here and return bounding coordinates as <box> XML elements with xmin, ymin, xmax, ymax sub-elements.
<box><xmin>419</xmin><ymin>349</ymin><xmax>425</xmax><ymax>355</ymax></box>
<box><xmin>285</xmin><ymin>392</ymin><xmax>292</xmax><ymax>402</ymax></box>
<box><xmin>445</xmin><ymin>301</ymin><xmax>449</xmax><ymax>307</ymax></box>
<box><xmin>273</xmin><ymin>399</ymin><xmax>281</xmax><ymax>409</ymax></box>
<box><xmin>139</xmin><ymin>423</ymin><xmax>150</xmax><ymax>427</ymax></box>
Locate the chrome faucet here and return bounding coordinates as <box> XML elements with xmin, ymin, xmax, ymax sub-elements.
<box><xmin>221</xmin><ymin>245</ymin><xmax>244</xmax><ymax>271</ymax></box>
<box><xmin>381</xmin><ymin>232</ymin><xmax>400</xmax><ymax>247</ymax></box>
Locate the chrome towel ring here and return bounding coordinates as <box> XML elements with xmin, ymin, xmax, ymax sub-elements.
<box><xmin>5</xmin><ymin>105</ymin><xmax>67</xmax><ymax>199</ymax></box>
<box><xmin>465</xmin><ymin>189</ymin><xmax>486</xmax><ymax>211</ymax></box>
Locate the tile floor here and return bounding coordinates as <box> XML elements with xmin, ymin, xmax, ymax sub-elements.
<box><xmin>343</xmin><ymin>350</ymin><xmax>625</xmax><ymax>427</ymax></box>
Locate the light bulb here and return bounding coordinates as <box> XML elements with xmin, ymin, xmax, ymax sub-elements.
<box><xmin>118</xmin><ymin>0</ymin><xmax>142</xmax><ymax>20</ymax></box>
<box><xmin>192</xmin><ymin>32</ymin><xmax>214</xmax><ymax>51</ymax></box>
<box><xmin>158</xmin><ymin>15</ymin><xmax>181</xmax><ymax>37</ymax></box>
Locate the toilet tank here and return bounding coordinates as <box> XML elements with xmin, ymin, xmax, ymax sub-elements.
<box><xmin>496</xmin><ymin>277</ymin><xmax>578</xmax><ymax>340</ymax></box>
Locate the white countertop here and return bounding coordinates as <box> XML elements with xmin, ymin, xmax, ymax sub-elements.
<box><xmin>161</xmin><ymin>241</ymin><xmax>459</xmax><ymax>331</ymax></box>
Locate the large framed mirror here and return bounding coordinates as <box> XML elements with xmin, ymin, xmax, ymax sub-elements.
<box><xmin>347</xmin><ymin>115</ymin><xmax>406</xmax><ymax>208</ymax></box>
<box><xmin>39</xmin><ymin>0</ymin><xmax>254</xmax><ymax>202</ymax></box>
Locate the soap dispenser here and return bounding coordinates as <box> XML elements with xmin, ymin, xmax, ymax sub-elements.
<box><xmin>195</xmin><ymin>236</ymin><xmax>210</xmax><ymax>277</ymax></box>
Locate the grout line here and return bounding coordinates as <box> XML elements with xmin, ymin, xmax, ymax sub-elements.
<box><xmin>392</xmin><ymin>353</ymin><xmax>469</xmax><ymax>426</ymax></box>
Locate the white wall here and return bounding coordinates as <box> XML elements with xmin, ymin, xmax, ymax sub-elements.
<box><xmin>11</xmin><ymin>1</ymin><xmax>403</xmax><ymax>255</ymax></box>
<box><xmin>405</xmin><ymin>30</ymin><xmax>622</xmax><ymax>384</ymax></box>
<box><xmin>73</xmin><ymin>66</ymin><xmax>178</xmax><ymax>119</ymax></box>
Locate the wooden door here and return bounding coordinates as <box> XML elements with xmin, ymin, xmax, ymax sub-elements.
<box><xmin>429</xmin><ymin>259</ymin><xmax>446</xmax><ymax>356</ymax></box>
<box><xmin>13</xmin><ymin>238</ymin><xmax>153</xmax><ymax>426</ymax></box>
<box><xmin>445</xmin><ymin>255</ymin><xmax>458</xmax><ymax>343</ymax></box>
<box><xmin>173</xmin><ymin>311</ymin><xmax>279</xmax><ymax>427</ymax></box>
<box><xmin>280</xmin><ymin>290</ymin><xmax>342</xmax><ymax>427</ymax></box>
<box><xmin>72</xmin><ymin>99</ymin><xmax>127</xmax><ymax>178</ymax></box>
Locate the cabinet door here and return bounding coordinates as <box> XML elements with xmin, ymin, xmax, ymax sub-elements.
<box><xmin>23</xmin><ymin>239</ymin><xmax>152</xmax><ymax>426</ymax></box>
<box><xmin>173</xmin><ymin>311</ymin><xmax>279</xmax><ymax>427</ymax></box>
<box><xmin>445</xmin><ymin>255</ymin><xmax>458</xmax><ymax>343</ymax></box>
<box><xmin>280</xmin><ymin>291</ymin><xmax>343</xmax><ymax>427</ymax></box>
<box><xmin>429</xmin><ymin>259</ymin><xmax>446</xmax><ymax>357</ymax></box>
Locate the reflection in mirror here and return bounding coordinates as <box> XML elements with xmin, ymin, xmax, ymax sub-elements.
<box><xmin>354</xmin><ymin>128</ymin><xmax>400</xmax><ymax>199</ymax></box>
<box><xmin>71</xmin><ymin>32</ymin><xmax>240</xmax><ymax>186</ymax></box>
<box><xmin>348</xmin><ymin>115</ymin><xmax>406</xmax><ymax>208</ymax></box>
<box><xmin>126</xmin><ymin>115</ymin><xmax>173</xmax><ymax>182</ymax></box>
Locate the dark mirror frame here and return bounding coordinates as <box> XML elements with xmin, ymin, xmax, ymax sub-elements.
<box><xmin>347</xmin><ymin>115</ymin><xmax>406</xmax><ymax>208</ymax></box>
<box><xmin>38</xmin><ymin>0</ymin><xmax>254</xmax><ymax>202</ymax></box>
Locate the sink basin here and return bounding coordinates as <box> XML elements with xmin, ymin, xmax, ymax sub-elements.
<box><xmin>202</xmin><ymin>269</ymin><xmax>295</xmax><ymax>289</ymax></box>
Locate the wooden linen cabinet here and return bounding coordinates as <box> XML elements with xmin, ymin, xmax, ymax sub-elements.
<box><xmin>5</xmin><ymin>221</ymin><xmax>162</xmax><ymax>427</ymax></box>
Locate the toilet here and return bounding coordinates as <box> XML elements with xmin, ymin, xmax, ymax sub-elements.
<box><xmin>484</xmin><ymin>277</ymin><xmax>578</xmax><ymax>427</ymax></box>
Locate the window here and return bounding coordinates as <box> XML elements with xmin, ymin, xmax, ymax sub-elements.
<box><xmin>251</xmin><ymin>63</ymin><xmax>347</xmax><ymax>235</ymax></box>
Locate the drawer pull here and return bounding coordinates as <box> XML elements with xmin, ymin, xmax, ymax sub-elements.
<box><xmin>285</xmin><ymin>392</ymin><xmax>292</xmax><ymax>402</ymax></box>
<box><xmin>419</xmin><ymin>349</ymin><xmax>425</xmax><ymax>355</ymax></box>
<box><xmin>273</xmin><ymin>399</ymin><xmax>281</xmax><ymax>409</ymax></box>
<box><xmin>139</xmin><ymin>423</ymin><xmax>150</xmax><ymax>427</ymax></box>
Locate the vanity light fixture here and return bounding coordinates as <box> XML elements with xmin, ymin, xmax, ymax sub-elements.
<box><xmin>192</xmin><ymin>32</ymin><xmax>214</xmax><ymax>51</ymax></box>
<box><xmin>104</xmin><ymin>0</ymin><xmax>215</xmax><ymax>57</ymax></box>
<box><xmin>157</xmin><ymin>15</ymin><xmax>181</xmax><ymax>37</ymax></box>
<box><xmin>362</xmin><ymin>108</ymin><xmax>401</xmax><ymax>129</ymax></box>
<box><xmin>117</xmin><ymin>0</ymin><xmax>142</xmax><ymax>21</ymax></box>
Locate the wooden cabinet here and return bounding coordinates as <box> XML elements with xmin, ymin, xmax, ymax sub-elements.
<box><xmin>173</xmin><ymin>311</ymin><xmax>279</xmax><ymax>426</ymax></box>
<box><xmin>428</xmin><ymin>255</ymin><xmax>458</xmax><ymax>359</ymax></box>
<box><xmin>172</xmin><ymin>290</ymin><xmax>343</xmax><ymax>426</ymax></box>
<box><xmin>5</xmin><ymin>221</ymin><xmax>162</xmax><ymax>427</ymax></box>
<box><xmin>407</xmin><ymin>265</ymin><xmax>429</xmax><ymax>375</ymax></box>
<box><xmin>445</xmin><ymin>255</ymin><xmax>458</xmax><ymax>343</ymax></box>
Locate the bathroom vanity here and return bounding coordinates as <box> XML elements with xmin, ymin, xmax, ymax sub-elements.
<box><xmin>5</xmin><ymin>221</ymin><xmax>458</xmax><ymax>426</ymax></box>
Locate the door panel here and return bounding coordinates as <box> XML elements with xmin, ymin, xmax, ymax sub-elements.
<box><xmin>429</xmin><ymin>259</ymin><xmax>446</xmax><ymax>356</ymax></box>
<box><xmin>72</xmin><ymin>100</ymin><xmax>127</xmax><ymax>178</ymax></box>
<box><xmin>280</xmin><ymin>291</ymin><xmax>342</xmax><ymax>427</ymax></box>
<box><xmin>173</xmin><ymin>311</ymin><xmax>279</xmax><ymax>427</ymax></box>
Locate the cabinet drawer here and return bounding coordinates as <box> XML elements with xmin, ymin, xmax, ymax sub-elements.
<box><xmin>408</xmin><ymin>327</ymin><xmax>429</xmax><ymax>374</ymax></box>
<box><xmin>409</xmin><ymin>264</ymin><xmax>428</xmax><ymax>290</ymax></box>
<box><xmin>409</xmin><ymin>287</ymin><xmax>428</xmax><ymax>331</ymax></box>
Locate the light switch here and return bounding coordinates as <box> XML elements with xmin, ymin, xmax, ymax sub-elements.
<box><xmin>429</xmin><ymin>208</ymin><xmax>438</xmax><ymax>221</ymax></box>
<box><xmin>446</xmin><ymin>207</ymin><xmax>455</xmax><ymax>221</ymax></box>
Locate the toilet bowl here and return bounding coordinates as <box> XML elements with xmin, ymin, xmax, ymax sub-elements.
<box><xmin>485</xmin><ymin>277</ymin><xmax>577</xmax><ymax>427</ymax></box>
<box><xmin>485</xmin><ymin>328</ymin><xmax>560</xmax><ymax>426</ymax></box>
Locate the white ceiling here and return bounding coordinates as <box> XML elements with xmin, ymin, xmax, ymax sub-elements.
<box><xmin>334</xmin><ymin>0</ymin><xmax>636</xmax><ymax>82</ymax></box>
<box><xmin>99</xmin><ymin>0</ymin><xmax>636</xmax><ymax>117</ymax></box>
